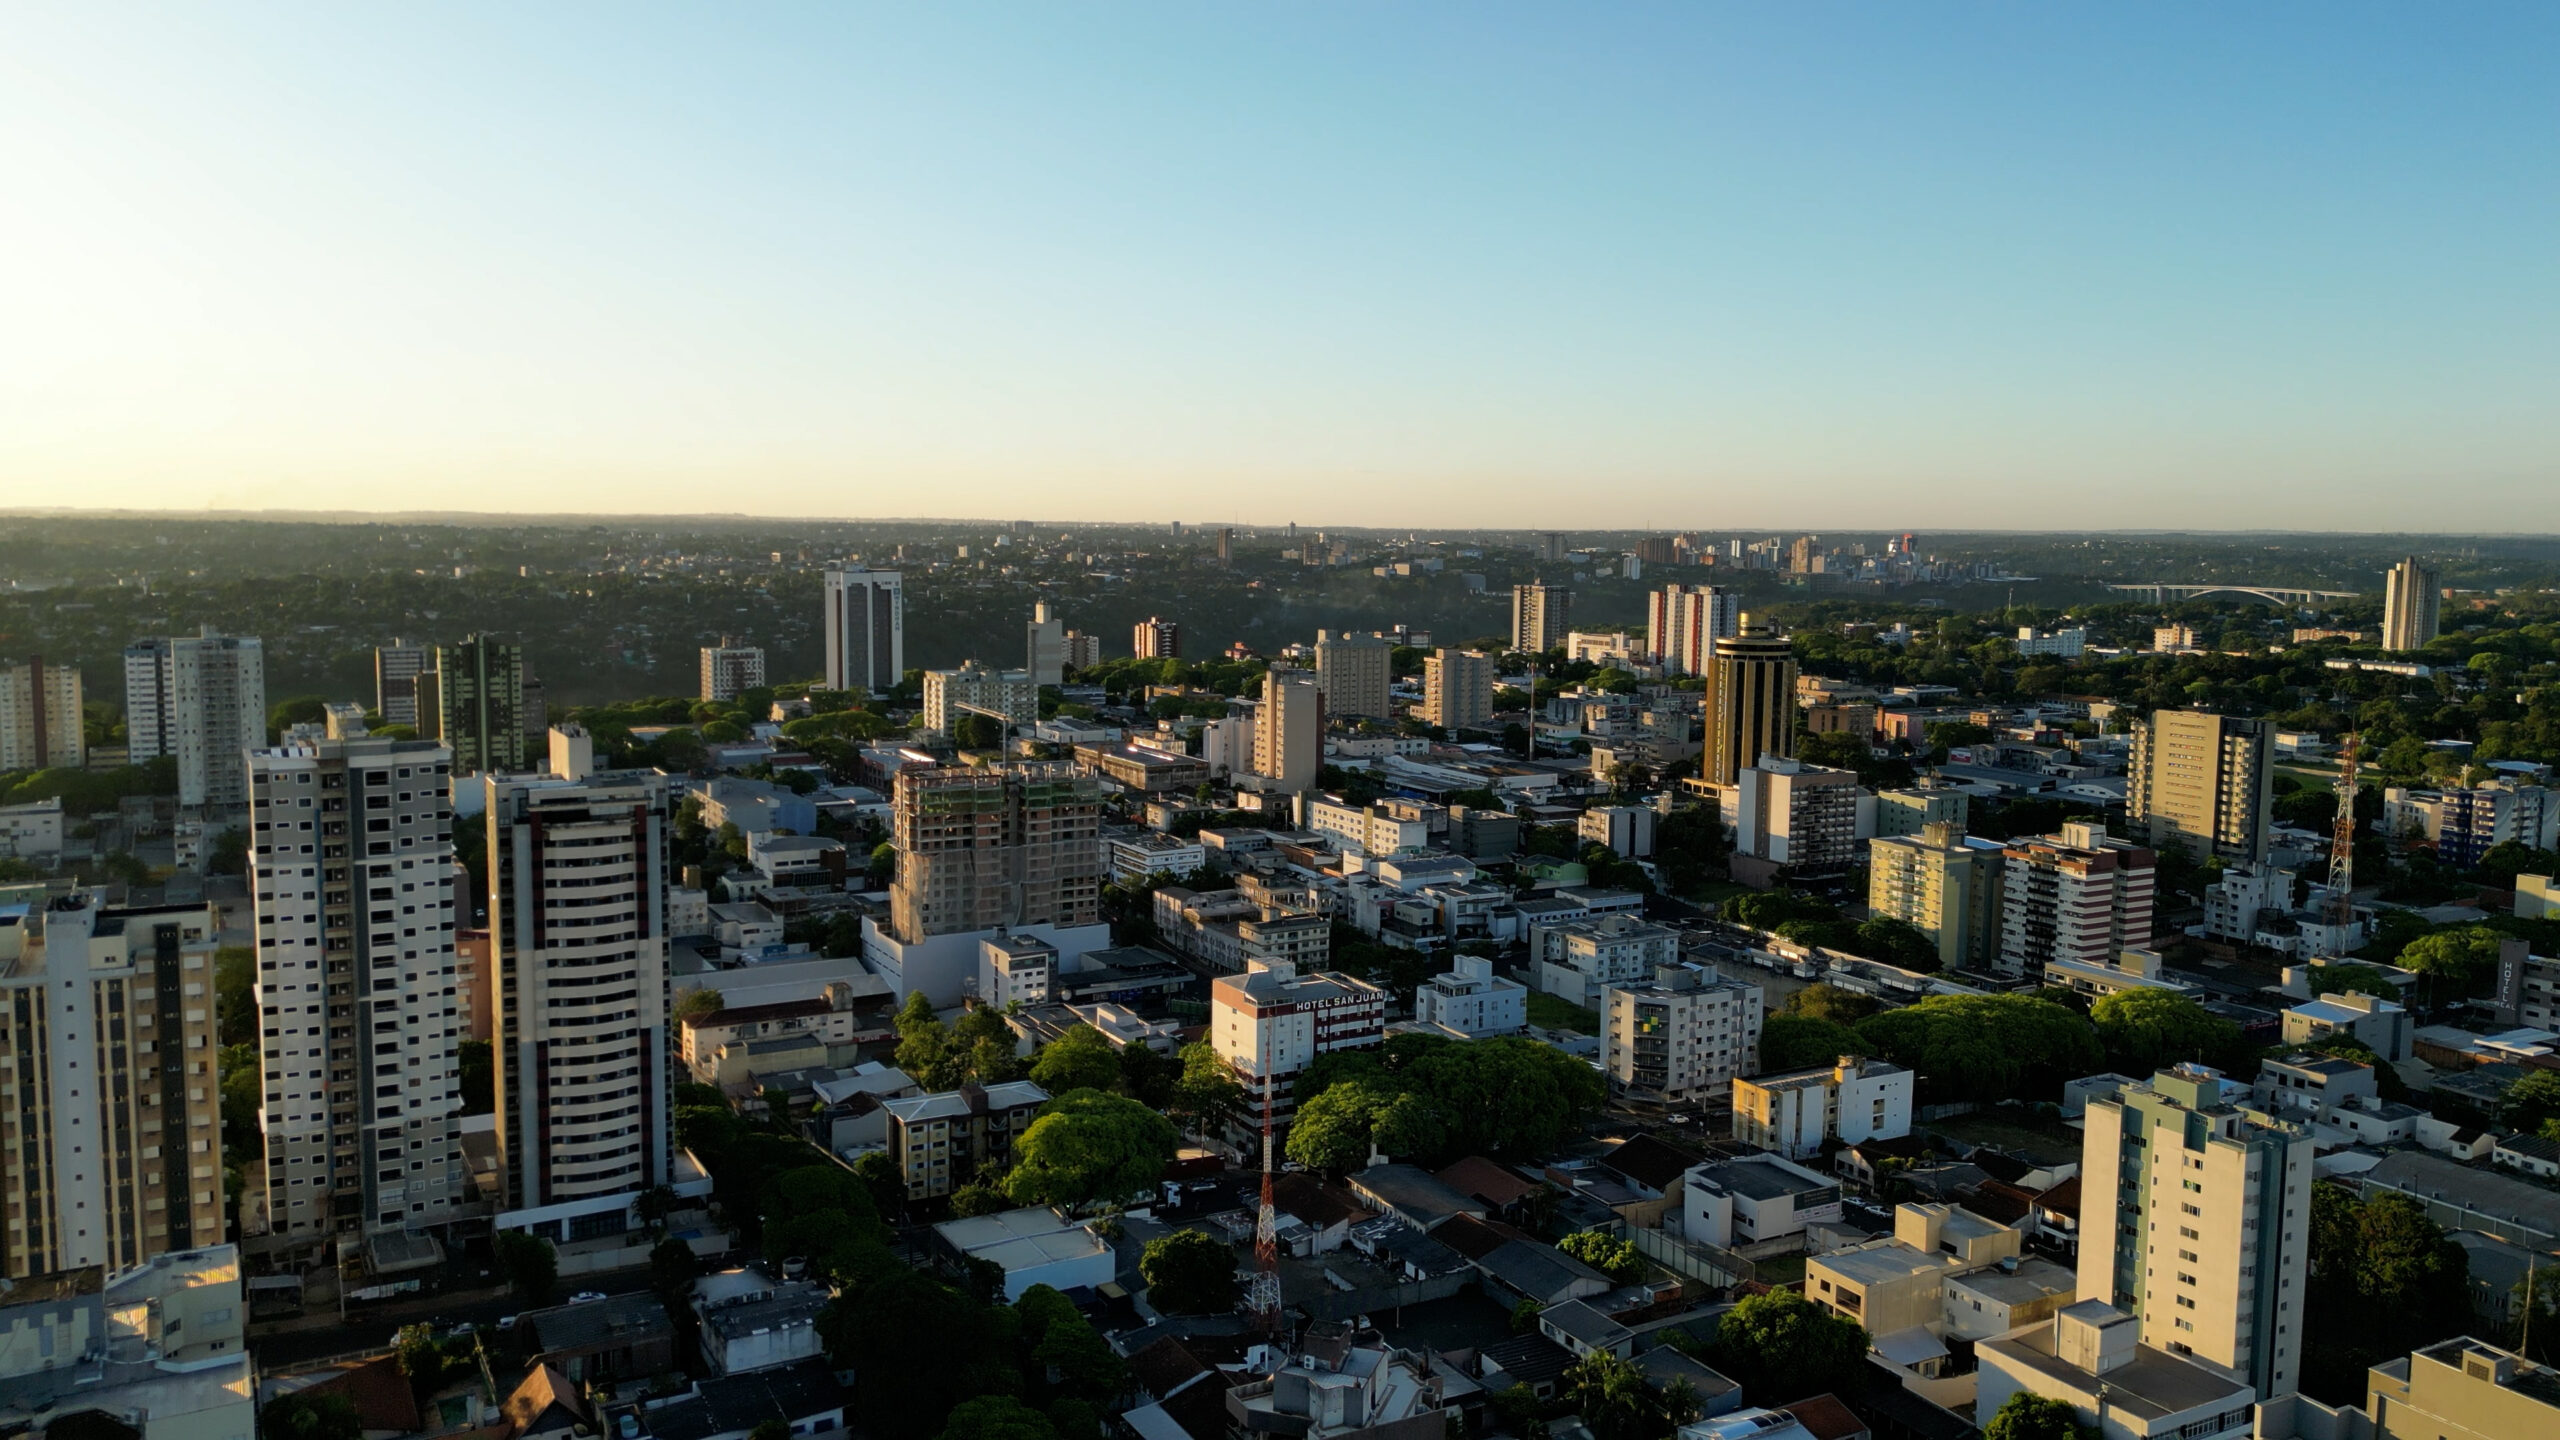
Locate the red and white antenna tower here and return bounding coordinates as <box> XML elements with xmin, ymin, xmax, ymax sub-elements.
<box><xmin>1246</xmin><ymin>1073</ymin><xmax>1283</xmax><ymax>1337</ymax></box>
<box><xmin>2326</xmin><ymin>733</ymin><xmax>2361</xmax><ymax>927</ymax></box>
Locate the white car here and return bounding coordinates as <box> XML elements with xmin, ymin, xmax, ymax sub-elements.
<box><xmin>569</xmin><ymin>1291</ymin><xmax>607</xmax><ymax>1304</ymax></box>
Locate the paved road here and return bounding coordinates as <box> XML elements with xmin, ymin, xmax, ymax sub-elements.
<box><xmin>253</xmin><ymin>1264</ymin><xmax>659</xmax><ymax>1369</ymax></box>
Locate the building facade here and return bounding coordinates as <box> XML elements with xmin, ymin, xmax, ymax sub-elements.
<box><xmin>1728</xmin><ymin>757</ymin><xmax>1862</xmax><ymax>876</ymax></box>
<box><xmin>486</xmin><ymin>736</ymin><xmax>675</xmax><ymax>1239</ymax></box>
<box><xmin>375</xmin><ymin>639</ymin><xmax>432</xmax><ymax>726</ymax></box>
<box><xmin>0</xmin><ymin>658</ymin><xmax>83</xmax><ymax>774</ymax></box>
<box><xmin>1254</xmin><ymin>669</ymin><xmax>1322</xmax><ymax>793</ymax></box>
<box><xmin>1131</xmin><ymin>616</ymin><xmax>1181</xmax><ymax>660</ymax></box>
<box><xmin>881</xmin><ymin>1081</ymin><xmax>1050</xmax><ymax>1201</ymax></box>
<box><xmin>1419</xmin><ymin>649</ymin><xmax>1496</xmax><ymax>731</ymax></box>
<box><xmin>698</xmin><ymin>639</ymin><xmax>767</xmax><ymax>702</ymax></box>
<box><xmin>1603</xmin><ymin>964</ymin><xmax>1763</xmax><ymax>1104</ymax></box>
<box><xmin>1998</xmin><ymin>821</ymin><xmax>2157</xmax><ymax>979</ymax></box>
<box><xmin>2128</xmin><ymin>710</ymin><xmax>2274</xmax><ymax>865</ymax></box>
<box><xmin>822</xmin><ymin>565</ymin><xmax>905</xmax><ymax>693</ymax></box>
<box><xmin>1868</xmin><ymin>822</ymin><xmax>2003</xmax><ymax>971</ymax></box>
<box><xmin>1647</xmin><ymin>584</ymin><xmax>1738</xmax><ymax>676</ymax></box>
<box><xmin>887</xmin><ymin>764</ymin><xmax>1104</xmax><ymax>945</ymax></box>
<box><xmin>923</xmin><ymin>663</ymin><xmax>1039</xmax><ymax>737</ymax></box>
<box><xmin>0</xmin><ymin>895</ymin><xmax>224</xmax><ymax>1278</ymax></box>
<box><xmin>1511</xmin><ymin>584</ymin><xmax>1573</xmax><ymax>654</ymax></box>
<box><xmin>2382</xmin><ymin>557</ymin><xmax>2441</xmax><ymax>653</ymax></box>
<box><xmin>1313</xmin><ymin>629</ymin><xmax>1393</xmax><ymax>719</ymax></box>
<box><xmin>1704</xmin><ymin>620</ymin><xmax>1797</xmax><ymax>787</ymax></box>
<box><xmin>432</xmin><ymin>633</ymin><xmax>530</xmax><ymax>775</ymax></box>
<box><xmin>1734</xmin><ymin>1056</ymin><xmax>1914</xmax><ymax>1160</ymax></box>
<box><xmin>2078</xmin><ymin>1065</ymin><xmax>2313</xmax><ymax>1398</ymax></box>
<box><xmin>1412</xmin><ymin>954</ymin><xmax>1528</xmax><ymax>1037</ymax></box>
<box><xmin>126</xmin><ymin>629</ymin><xmax>267</xmax><ymax>807</ymax></box>
<box><xmin>1026</xmin><ymin>601</ymin><xmax>1065</xmax><ymax>687</ymax></box>
<box><xmin>248</xmin><ymin>736</ymin><xmax>466</xmax><ymax>1245</ymax></box>
<box><xmin>1210</xmin><ymin>959</ymin><xmax>1386</xmax><ymax>1134</ymax></box>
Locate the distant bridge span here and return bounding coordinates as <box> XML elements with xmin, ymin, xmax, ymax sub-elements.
<box><xmin>2107</xmin><ymin>582</ymin><xmax>2365</xmax><ymax>606</ymax></box>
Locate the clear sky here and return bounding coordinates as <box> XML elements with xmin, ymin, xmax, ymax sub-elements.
<box><xmin>3</xmin><ymin>4</ymin><xmax>2555</xmax><ymax>530</ymax></box>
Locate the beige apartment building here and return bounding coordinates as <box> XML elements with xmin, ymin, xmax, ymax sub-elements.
<box><xmin>2381</xmin><ymin>557</ymin><xmax>2442</xmax><ymax>653</ymax></box>
<box><xmin>1420</xmin><ymin>649</ymin><xmax>1496</xmax><ymax>731</ymax></box>
<box><xmin>0</xmin><ymin>895</ymin><xmax>224</xmax><ymax>1278</ymax></box>
<box><xmin>1313</xmin><ymin>629</ymin><xmax>1393</xmax><ymax>719</ymax></box>
<box><xmin>1254</xmin><ymin>669</ymin><xmax>1322</xmax><ymax>793</ymax></box>
<box><xmin>2128</xmin><ymin>709</ymin><xmax>2274</xmax><ymax>864</ymax></box>
<box><xmin>1868</xmin><ymin>821</ymin><xmax>2003</xmax><ymax>971</ymax></box>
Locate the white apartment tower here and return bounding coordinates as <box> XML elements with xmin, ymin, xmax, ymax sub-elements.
<box><xmin>2080</xmin><ymin>1065</ymin><xmax>2313</xmax><ymax>1398</ymax></box>
<box><xmin>126</xmin><ymin>629</ymin><xmax>267</xmax><ymax>808</ymax></box>
<box><xmin>1210</xmin><ymin>959</ymin><xmax>1387</xmax><ymax>1135</ymax></box>
<box><xmin>1511</xmin><ymin>584</ymin><xmax>1573</xmax><ymax>655</ymax></box>
<box><xmin>248</xmin><ymin>736</ymin><xmax>465</xmax><ymax>1247</ymax></box>
<box><xmin>2382</xmin><ymin>557</ymin><xmax>2441</xmax><ymax>653</ymax></box>
<box><xmin>698</xmin><ymin>638</ymin><xmax>766</xmax><ymax>702</ymax></box>
<box><xmin>1603</xmin><ymin>963</ymin><xmax>1764</xmax><ymax>1104</ymax></box>
<box><xmin>923</xmin><ymin>662</ymin><xmax>1039</xmax><ymax>737</ymax></box>
<box><xmin>1254</xmin><ymin>669</ymin><xmax>1323</xmax><ymax>794</ymax></box>
<box><xmin>1313</xmin><ymin>630</ymin><xmax>1393</xmax><ymax>720</ymax></box>
<box><xmin>0</xmin><ymin>658</ymin><xmax>84</xmax><ymax>773</ymax></box>
<box><xmin>822</xmin><ymin>566</ymin><xmax>905</xmax><ymax>694</ymax></box>
<box><xmin>374</xmin><ymin>640</ymin><xmax>432</xmax><ymax>727</ymax></box>
<box><xmin>1647</xmin><ymin>584</ymin><xmax>1738</xmax><ymax>676</ymax></box>
<box><xmin>1026</xmin><ymin>601</ymin><xmax>1066</xmax><ymax>687</ymax></box>
<box><xmin>1998</xmin><ymin>820</ymin><xmax>2157</xmax><ymax>979</ymax></box>
<box><xmin>485</xmin><ymin>730</ymin><xmax>674</xmax><ymax>1239</ymax></box>
<box><xmin>0</xmin><ymin>894</ymin><xmax>225</xmax><ymax>1278</ymax></box>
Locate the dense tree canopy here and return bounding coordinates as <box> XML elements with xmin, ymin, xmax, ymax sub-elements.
<box><xmin>1288</xmin><ymin>1034</ymin><xmax>1604</xmax><ymax>1167</ymax></box>
<box><xmin>2090</xmin><ymin>989</ymin><xmax>2243</xmax><ymax>1075</ymax></box>
<box><xmin>1854</xmin><ymin>993</ymin><xmax>2102</xmax><ymax>1104</ymax></box>
<box><xmin>2301</xmin><ymin>1186</ymin><xmax>2471</xmax><ymax>1403</ymax></box>
<box><xmin>1138</xmin><ymin>1229</ymin><xmax>1241</xmax><ymax>1315</ymax></box>
<box><xmin>1707</xmin><ymin>1289</ymin><xmax>1870</xmax><ymax>1405</ymax></box>
<box><xmin>1004</xmin><ymin>1090</ymin><xmax>1179</xmax><ymax>1209</ymax></box>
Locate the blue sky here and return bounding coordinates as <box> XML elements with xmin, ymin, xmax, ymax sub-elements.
<box><xmin>2</xmin><ymin>4</ymin><xmax>2554</xmax><ymax>528</ymax></box>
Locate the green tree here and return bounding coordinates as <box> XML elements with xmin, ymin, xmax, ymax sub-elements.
<box><xmin>675</xmin><ymin>986</ymin><xmax>727</xmax><ymax>1024</ymax></box>
<box><xmin>852</xmin><ymin>1151</ymin><xmax>908</xmax><ymax>1219</ymax></box>
<box><xmin>2397</xmin><ymin>926</ymin><xmax>2507</xmax><ymax>995</ymax></box>
<box><xmin>1029</xmin><ymin>1026</ymin><xmax>1121</xmax><ymax>1096</ymax></box>
<box><xmin>938</xmin><ymin>1397</ymin><xmax>1056</xmax><ymax>1440</ymax></box>
<box><xmin>1556</xmin><ymin>1230</ymin><xmax>1644</xmax><ymax>1284</ymax></box>
<box><xmin>1004</xmin><ymin>1091</ymin><xmax>1179</xmax><ymax>1209</ymax></box>
<box><xmin>1561</xmin><ymin>1350</ymin><xmax>1657</xmax><ymax>1440</ymax></box>
<box><xmin>259</xmin><ymin>1393</ymin><xmax>362</xmax><ymax>1440</ymax></box>
<box><xmin>2302</xmin><ymin>1185</ymin><xmax>2472</xmax><ymax>1402</ymax></box>
<box><xmin>1017</xmin><ymin>1286</ymin><xmax>1123</xmax><ymax>1397</ymax></box>
<box><xmin>2090</xmin><ymin>989</ymin><xmax>2241</xmax><ymax>1074</ymax></box>
<box><xmin>1855</xmin><ymin>992</ymin><xmax>2102</xmax><ymax>1104</ymax></box>
<box><xmin>392</xmin><ymin>1323</ymin><xmax>445</xmax><ymax>1393</ymax></box>
<box><xmin>1783</xmin><ymin>982</ymin><xmax>1880</xmax><ymax>1025</ymax></box>
<box><xmin>2504</xmin><ymin>1069</ymin><xmax>2560</xmax><ymax>1133</ymax></box>
<box><xmin>1138</xmin><ymin>1229</ymin><xmax>1241</xmax><ymax>1315</ymax></box>
<box><xmin>1708</xmin><ymin>1289</ymin><xmax>1870</xmax><ymax>1404</ymax></box>
<box><xmin>1759</xmin><ymin>1014</ymin><xmax>1869</xmax><ymax>1073</ymax></box>
<box><xmin>1850</xmin><ymin>914</ymin><xmax>1940</xmax><ymax>971</ymax></box>
<box><xmin>493</xmin><ymin>1230</ymin><xmax>558</xmax><ymax>1305</ymax></box>
<box><xmin>649</xmin><ymin>1236</ymin><xmax>699</xmax><ymax>1305</ymax></box>
<box><xmin>1982</xmin><ymin>1392</ymin><xmax>2093</xmax><ymax>1440</ymax></box>
<box><xmin>214</xmin><ymin>945</ymin><xmax>256</xmax><ymax>1047</ymax></box>
<box><xmin>1509</xmin><ymin>1298</ymin><xmax>1545</xmax><ymax>1334</ymax></box>
<box><xmin>456</xmin><ymin>1039</ymin><xmax>493</xmax><ymax>1115</ymax></box>
<box><xmin>897</xmin><ymin>990</ymin><xmax>961</xmax><ymax>1089</ymax></box>
<box><xmin>2301</xmin><ymin>964</ymin><xmax>2405</xmax><ymax>1002</ymax></box>
<box><xmin>1171</xmin><ymin>1041</ymin><xmax>1242</xmax><ymax>1140</ymax></box>
<box><xmin>1488</xmin><ymin>1383</ymin><xmax>1547</xmax><ymax>1437</ymax></box>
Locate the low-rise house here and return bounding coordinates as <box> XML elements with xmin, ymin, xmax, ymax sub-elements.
<box><xmin>1733</xmin><ymin>1056</ymin><xmax>1914</xmax><ymax>1159</ymax></box>
<box><xmin>1975</xmin><ymin>1302</ymin><xmax>2256</xmax><ymax>1440</ymax></box>
<box><xmin>1682</xmin><ymin>1153</ymin><xmax>1841</xmax><ymax>1253</ymax></box>
<box><xmin>1473</xmin><ymin>1239</ymin><xmax>1613</xmax><ymax>1309</ymax></box>
<box><xmin>680</xmin><ymin>982</ymin><xmax>870</xmax><ymax>1086</ymax></box>
<box><xmin>1434</xmin><ymin>1157</ymin><xmax>1543</xmax><ymax>1223</ymax></box>
<box><xmin>1412</xmin><ymin>954</ymin><xmax>1528</xmax><ymax>1036</ymax></box>
<box><xmin>501</xmin><ymin>1366</ymin><xmax>595</xmax><ymax>1440</ymax></box>
<box><xmin>1104</xmin><ymin>826</ymin><xmax>1208</xmax><ymax>883</ymax></box>
<box><xmin>882</xmin><ymin>1079</ymin><xmax>1051</xmax><ymax>1202</ymax></box>
<box><xmin>2284</xmin><ymin>989</ymin><xmax>2414</xmax><ymax>1062</ymax></box>
<box><xmin>639</xmin><ymin>1358</ymin><xmax>847</xmax><ymax>1440</ymax></box>
<box><xmin>519</xmin><ymin>1292</ymin><xmax>676</xmax><ymax>1384</ymax></box>
<box><xmin>930</xmin><ymin>1206</ymin><xmax>1115</xmax><ymax>1301</ymax></box>
<box><xmin>1347</xmin><ymin>1164</ymin><xmax>1486</xmax><ymax>1233</ymax></box>
<box><xmin>1538</xmin><ymin>1299</ymin><xmax>1636</xmax><ymax>1361</ymax></box>
<box><xmin>1222</xmin><ymin>1323</ymin><xmax>1468</xmax><ymax>1439</ymax></box>
<box><xmin>2494</xmin><ymin>1132</ymin><xmax>2560</xmax><ymax>1179</ymax></box>
<box><xmin>2253</xmin><ymin>1053</ymin><xmax>2379</xmax><ymax>1115</ymax></box>
<box><xmin>692</xmin><ymin>1271</ymin><xmax>830</xmax><ymax>1377</ymax></box>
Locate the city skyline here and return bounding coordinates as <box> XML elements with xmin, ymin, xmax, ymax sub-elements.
<box><xmin>5</xmin><ymin>5</ymin><xmax>2555</xmax><ymax>528</ymax></box>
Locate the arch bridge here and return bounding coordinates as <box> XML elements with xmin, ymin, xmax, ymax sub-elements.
<box><xmin>2106</xmin><ymin>582</ymin><xmax>2365</xmax><ymax>607</ymax></box>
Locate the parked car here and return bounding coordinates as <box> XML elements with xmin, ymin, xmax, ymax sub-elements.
<box><xmin>618</xmin><ymin>1418</ymin><xmax>642</xmax><ymax>1440</ymax></box>
<box><xmin>497</xmin><ymin>1314</ymin><xmax>520</xmax><ymax>1332</ymax></box>
<box><xmin>570</xmin><ymin>1291</ymin><xmax>607</xmax><ymax>1304</ymax></box>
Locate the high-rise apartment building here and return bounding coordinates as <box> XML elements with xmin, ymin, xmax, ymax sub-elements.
<box><xmin>923</xmin><ymin>662</ymin><xmax>1038</xmax><ymax>736</ymax></box>
<box><xmin>1727</xmin><ymin>757</ymin><xmax>1863</xmax><ymax>877</ymax></box>
<box><xmin>1132</xmin><ymin>617</ymin><xmax>1181</xmax><ymax>660</ymax></box>
<box><xmin>1210</xmin><ymin>958</ymin><xmax>1386</xmax><ymax>1135</ymax></box>
<box><xmin>1062</xmin><ymin>631</ymin><xmax>1103</xmax><ymax>670</ymax></box>
<box><xmin>126</xmin><ymin>629</ymin><xmax>267</xmax><ymax>808</ymax></box>
<box><xmin>2079</xmin><ymin>1065</ymin><xmax>2312</xmax><ymax>1398</ymax></box>
<box><xmin>248</xmin><ymin>736</ymin><xmax>464</xmax><ymax>1246</ymax></box>
<box><xmin>374</xmin><ymin>639</ymin><xmax>431</xmax><ymax>726</ymax></box>
<box><xmin>430</xmin><ymin>634</ymin><xmax>528</xmax><ymax>776</ymax></box>
<box><xmin>1510</xmin><ymin>584</ymin><xmax>1572</xmax><ymax>654</ymax></box>
<box><xmin>485</xmin><ymin>728</ymin><xmax>674</xmax><ymax>1237</ymax></box>
<box><xmin>1868</xmin><ymin>822</ymin><xmax>2004</xmax><ymax>972</ymax></box>
<box><xmin>1647</xmin><ymin>584</ymin><xmax>1738</xmax><ymax>676</ymax></box>
<box><xmin>1602</xmin><ymin>963</ymin><xmax>1764</xmax><ymax>1104</ymax></box>
<box><xmin>872</xmin><ymin>764</ymin><xmax>1105</xmax><ymax>1005</ymax></box>
<box><xmin>1313</xmin><ymin>630</ymin><xmax>1392</xmax><ymax>719</ymax></box>
<box><xmin>1026</xmin><ymin>602</ymin><xmax>1066</xmax><ymax>687</ymax></box>
<box><xmin>1254</xmin><ymin>669</ymin><xmax>1322</xmax><ymax>793</ymax></box>
<box><xmin>698</xmin><ymin>638</ymin><xmax>766</xmax><ymax>702</ymax></box>
<box><xmin>2382</xmin><ymin>557</ymin><xmax>2441</xmax><ymax>653</ymax></box>
<box><xmin>0</xmin><ymin>658</ymin><xmax>83</xmax><ymax>773</ymax></box>
<box><xmin>1998</xmin><ymin>821</ymin><xmax>2156</xmax><ymax>979</ymax></box>
<box><xmin>1873</xmin><ymin>786</ymin><xmax>1969</xmax><ymax>838</ymax></box>
<box><xmin>822</xmin><ymin>565</ymin><xmax>905</xmax><ymax>693</ymax></box>
<box><xmin>0</xmin><ymin>894</ymin><xmax>224</xmax><ymax>1277</ymax></box>
<box><xmin>1704</xmin><ymin>618</ymin><xmax>1797</xmax><ymax>786</ymax></box>
<box><xmin>1216</xmin><ymin>527</ymin><xmax>1233</xmax><ymax>565</ymax></box>
<box><xmin>1419</xmin><ymin>649</ymin><xmax>1495</xmax><ymax>731</ymax></box>
<box><xmin>1788</xmin><ymin>536</ymin><xmax>1818</xmax><ymax>574</ymax></box>
<box><xmin>2128</xmin><ymin>710</ymin><xmax>2274</xmax><ymax>864</ymax></box>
